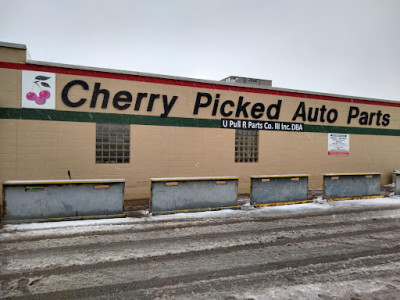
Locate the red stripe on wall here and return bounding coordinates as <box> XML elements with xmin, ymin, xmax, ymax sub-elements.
<box><xmin>1</xmin><ymin>61</ymin><xmax>399</xmax><ymax>107</ymax></box>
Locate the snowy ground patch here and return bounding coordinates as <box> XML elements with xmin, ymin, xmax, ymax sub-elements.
<box><xmin>2</xmin><ymin>196</ymin><xmax>399</xmax><ymax>233</ymax></box>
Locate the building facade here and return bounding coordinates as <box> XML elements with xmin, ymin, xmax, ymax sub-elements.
<box><xmin>1</xmin><ymin>42</ymin><xmax>400</xmax><ymax>211</ymax></box>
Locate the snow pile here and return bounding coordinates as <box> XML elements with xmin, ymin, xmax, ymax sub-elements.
<box><xmin>1</xmin><ymin>196</ymin><xmax>399</xmax><ymax>233</ymax></box>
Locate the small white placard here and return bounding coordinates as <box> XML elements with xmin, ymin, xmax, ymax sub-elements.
<box><xmin>328</xmin><ymin>133</ymin><xmax>349</xmax><ymax>156</ymax></box>
<box><xmin>22</xmin><ymin>71</ymin><xmax>56</xmax><ymax>109</ymax></box>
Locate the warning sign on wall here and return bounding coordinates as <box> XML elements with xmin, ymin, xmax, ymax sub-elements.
<box><xmin>328</xmin><ymin>133</ymin><xmax>349</xmax><ymax>156</ymax></box>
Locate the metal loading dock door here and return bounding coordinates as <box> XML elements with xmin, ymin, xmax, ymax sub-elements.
<box><xmin>150</xmin><ymin>176</ymin><xmax>239</xmax><ymax>214</ymax></box>
<box><xmin>393</xmin><ymin>172</ymin><xmax>400</xmax><ymax>195</ymax></box>
<box><xmin>250</xmin><ymin>174</ymin><xmax>310</xmax><ymax>207</ymax></box>
<box><xmin>2</xmin><ymin>179</ymin><xmax>125</xmax><ymax>223</ymax></box>
<box><xmin>322</xmin><ymin>173</ymin><xmax>382</xmax><ymax>200</ymax></box>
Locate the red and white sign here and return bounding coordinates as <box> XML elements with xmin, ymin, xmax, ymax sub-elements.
<box><xmin>328</xmin><ymin>133</ymin><xmax>349</xmax><ymax>156</ymax></box>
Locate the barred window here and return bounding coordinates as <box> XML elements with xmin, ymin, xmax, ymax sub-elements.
<box><xmin>235</xmin><ymin>129</ymin><xmax>259</xmax><ymax>163</ymax></box>
<box><xmin>96</xmin><ymin>123</ymin><xmax>130</xmax><ymax>163</ymax></box>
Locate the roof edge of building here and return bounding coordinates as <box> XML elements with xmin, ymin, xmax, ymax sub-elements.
<box><xmin>26</xmin><ymin>59</ymin><xmax>399</xmax><ymax>105</ymax></box>
<box><xmin>0</xmin><ymin>41</ymin><xmax>27</xmax><ymax>50</ymax></box>
<box><xmin>1</xmin><ymin>41</ymin><xmax>396</xmax><ymax>105</ymax></box>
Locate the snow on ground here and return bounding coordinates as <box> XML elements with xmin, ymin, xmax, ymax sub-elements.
<box><xmin>2</xmin><ymin>196</ymin><xmax>400</xmax><ymax>233</ymax></box>
<box><xmin>1</xmin><ymin>196</ymin><xmax>400</xmax><ymax>299</ymax></box>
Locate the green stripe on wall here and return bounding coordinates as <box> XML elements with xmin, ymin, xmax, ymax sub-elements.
<box><xmin>1</xmin><ymin>107</ymin><xmax>400</xmax><ymax>136</ymax></box>
<box><xmin>304</xmin><ymin>124</ymin><xmax>400</xmax><ymax>136</ymax></box>
<box><xmin>0</xmin><ymin>107</ymin><xmax>220</xmax><ymax>128</ymax></box>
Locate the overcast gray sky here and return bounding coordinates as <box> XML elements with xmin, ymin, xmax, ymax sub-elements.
<box><xmin>0</xmin><ymin>0</ymin><xmax>399</xmax><ymax>101</ymax></box>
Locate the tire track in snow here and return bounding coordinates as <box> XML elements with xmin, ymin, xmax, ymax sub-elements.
<box><xmin>4</xmin><ymin>247</ymin><xmax>400</xmax><ymax>300</ymax></box>
<box><xmin>2</xmin><ymin>215</ymin><xmax>400</xmax><ymax>255</ymax></box>
<box><xmin>2</xmin><ymin>203</ymin><xmax>400</xmax><ymax>299</ymax></box>
<box><xmin>2</xmin><ymin>221</ymin><xmax>400</xmax><ymax>279</ymax></box>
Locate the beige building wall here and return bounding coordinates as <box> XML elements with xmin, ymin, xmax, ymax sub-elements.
<box><xmin>1</xmin><ymin>43</ymin><xmax>400</xmax><ymax>210</ymax></box>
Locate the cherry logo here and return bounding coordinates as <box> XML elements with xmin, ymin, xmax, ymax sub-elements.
<box><xmin>25</xmin><ymin>75</ymin><xmax>51</xmax><ymax>105</ymax></box>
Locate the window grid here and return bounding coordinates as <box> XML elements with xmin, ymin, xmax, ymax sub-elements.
<box><xmin>235</xmin><ymin>129</ymin><xmax>259</xmax><ymax>163</ymax></box>
<box><xmin>96</xmin><ymin>123</ymin><xmax>130</xmax><ymax>163</ymax></box>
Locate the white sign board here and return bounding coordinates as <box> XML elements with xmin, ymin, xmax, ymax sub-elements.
<box><xmin>328</xmin><ymin>133</ymin><xmax>349</xmax><ymax>156</ymax></box>
<box><xmin>22</xmin><ymin>71</ymin><xmax>56</xmax><ymax>109</ymax></box>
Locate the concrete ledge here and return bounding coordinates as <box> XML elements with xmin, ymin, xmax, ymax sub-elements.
<box><xmin>2</xmin><ymin>214</ymin><xmax>126</xmax><ymax>224</ymax></box>
<box><xmin>3</xmin><ymin>179</ymin><xmax>125</xmax><ymax>185</ymax></box>
<box><xmin>150</xmin><ymin>176</ymin><xmax>238</xmax><ymax>182</ymax></box>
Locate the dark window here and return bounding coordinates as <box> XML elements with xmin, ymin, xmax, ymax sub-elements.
<box><xmin>235</xmin><ymin>129</ymin><xmax>259</xmax><ymax>163</ymax></box>
<box><xmin>96</xmin><ymin>123</ymin><xmax>130</xmax><ymax>163</ymax></box>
